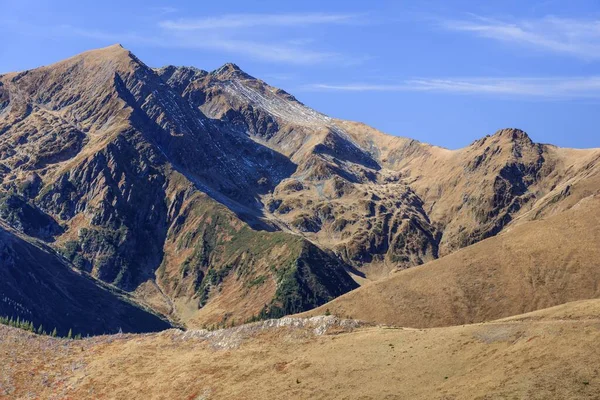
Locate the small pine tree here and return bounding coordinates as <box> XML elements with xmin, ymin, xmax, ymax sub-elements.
<box><xmin>51</xmin><ymin>328</ymin><xmax>57</xmax><ymax>337</ymax></box>
<box><xmin>67</xmin><ymin>328</ymin><xmax>73</xmax><ymax>339</ymax></box>
<box><xmin>37</xmin><ymin>324</ymin><xmax>43</xmax><ymax>334</ymax></box>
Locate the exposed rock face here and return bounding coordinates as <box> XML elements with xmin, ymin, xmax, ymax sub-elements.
<box><xmin>1</xmin><ymin>45</ymin><xmax>598</xmax><ymax>330</ymax></box>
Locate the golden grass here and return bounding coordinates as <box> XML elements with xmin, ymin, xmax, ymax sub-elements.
<box><xmin>2</xmin><ymin>299</ymin><xmax>600</xmax><ymax>399</ymax></box>
<box><xmin>301</xmin><ymin>195</ymin><xmax>600</xmax><ymax>328</ymax></box>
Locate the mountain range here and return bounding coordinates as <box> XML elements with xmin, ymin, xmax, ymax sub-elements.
<box><xmin>2</xmin><ymin>44</ymin><xmax>600</xmax><ymax>399</ymax></box>
<box><xmin>1</xmin><ymin>44</ymin><xmax>599</xmax><ymax>335</ymax></box>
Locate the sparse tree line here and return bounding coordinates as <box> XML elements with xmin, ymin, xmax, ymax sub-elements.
<box><xmin>0</xmin><ymin>315</ymin><xmax>82</xmax><ymax>339</ymax></box>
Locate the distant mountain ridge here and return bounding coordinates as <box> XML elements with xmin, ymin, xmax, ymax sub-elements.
<box><xmin>0</xmin><ymin>44</ymin><xmax>598</xmax><ymax>331</ymax></box>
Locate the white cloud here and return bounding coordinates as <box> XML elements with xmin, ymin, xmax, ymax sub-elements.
<box><xmin>59</xmin><ymin>25</ymin><xmax>162</xmax><ymax>46</ymax></box>
<box><xmin>174</xmin><ymin>36</ymin><xmax>346</xmax><ymax>65</ymax></box>
<box><xmin>57</xmin><ymin>11</ymin><xmax>366</xmax><ymax>66</ymax></box>
<box><xmin>151</xmin><ymin>6</ymin><xmax>178</xmax><ymax>15</ymax></box>
<box><xmin>441</xmin><ymin>15</ymin><xmax>600</xmax><ymax>59</ymax></box>
<box><xmin>156</xmin><ymin>13</ymin><xmax>361</xmax><ymax>64</ymax></box>
<box><xmin>262</xmin><ymin>73</ymin><xmax>296</xmax><ymax>81</ymax></box>
<box><xmin>305</xmin><ymin>77</ymin><xmax>600</xmax><ymax>99</ymax></box>
<box><xmin>159</xmin><ymin>13</ymin><xmax>358</xmax><ymax>31</ymax></box>
<box><xmin>58</xmin><ymin>24</ymin><xmax>350</xmax><ymax>65</ymax></box>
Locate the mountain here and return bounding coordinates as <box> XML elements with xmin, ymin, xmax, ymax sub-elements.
<box><xmin>0</xmin><ymin>223</ymin><xmax>170</xmax><ymax>336</ymax></box>
<box><xmin>155</xmin><ymin>60</ymin><xmax>600</xmax><ymax>272</ymax></box>
<box><xmin>301</xmin><ymin>194</ymin><xmax>600</xmax><ymax>327</ymax></box>
<box><xmin>1</xmin><ymin>44</ymin><xmax>599</xmax><ymax>332</ymax></box>
<box><xmin>2</xmin><ymin>298</ymin><xmax>600</xmax><ymax>399</ymax></box>
<box><xmin>0</xmin><ymin>45</ymin><xmax>357</xmax><ymax>329</ymax></box>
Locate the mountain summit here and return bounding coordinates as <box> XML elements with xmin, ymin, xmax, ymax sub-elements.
<box><xmin>1</xmin><ymin>46</ymin><xmax>599</xmax><ymax>330</ymax></box>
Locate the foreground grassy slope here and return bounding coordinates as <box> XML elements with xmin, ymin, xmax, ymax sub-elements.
<box><xmin>301</xmin><ymin>195</ymin><xmax>600</xmax><ymax>327</ymax></box>
<box><xmin>1</xmin><ymin>299</ymin><xmax>599</xmax><ymax>399</ymax></box>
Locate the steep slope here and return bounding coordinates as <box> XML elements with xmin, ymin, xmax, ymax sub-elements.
<box><xmin>384</xmin><ymin>128</ymin><xmax>600</xmax><ymax>255</ymax></box>
<box><xmin>0</xmin><ymin>223</ymin><xmax>170</xmax><ymax>336</ymax></box>
<box><xmin>157</xmin><ymin>64</ymin><xmax>443</xmax><ymax>276</ymax></box>
<box><xmin>2</xmin><ymin>299</ymin><xmax>600</xmax><ymax>399</ymax></box>
<box><xmin>158</xmin><ymin>63</ymin><xmax>600</xmax><ymax>277</ymax></box>
<box><xmin>0</xmin><ymin>45</ymin><xmax>358</xmax><ymax>328</ymax></box>
<box><xmin>302</xmin><ymin>194</ymin><xmax>600</xmax><ymax>327</ymax></box>
<box><xmin>1</xmin><ymin>45</ymin><xmax>599</xmax><ymax>331</ymax></box>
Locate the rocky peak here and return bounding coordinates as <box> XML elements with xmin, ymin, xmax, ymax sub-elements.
<box><xmin>491</xmin><ymin>128</ymin><xmax>533</xmax><ymax>144</ymax></box>
<box><xmin>470</xmin><ymin>128</ymin><xmax>536</xmax><ymax>155</ymax></box>
<box><xmin>156</xmin><ymin>65</ymin><xmax>207</xmax><ymax>80</ymax></box>
<box><xmin>73</xmin><ymin>43</ymin><xmax>140</xmax><ymax>68</ymax></box>
<box><xmin>154</xmin><ymin>65</ymin><xmax>208</xmax><ymax>92</ymax></box>
<box><xmin>211</xmin><ymin>63</ymin><xmax>253</xmax><ymax>80</ymax></box>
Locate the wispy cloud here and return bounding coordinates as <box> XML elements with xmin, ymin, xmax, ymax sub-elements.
<box><xmin>440</xmin><ymin>15</ymin><xmax>600</xmax><ymax>59</ymax></box>
<box><xmin>159</xmin><ymin>13</ymin><xmax>358</xmax><ymax>30</ymax></box>
<box><xmin>154</xmin><ymin>12</ymin><xmax>363</xmax><ymax>65</ymax></box>
<box><xmin>263</xmin><ymin>73</ymin><xmax>296</xmax><ymax>81</ymax></box>
<box><xmin>52</xmin><ymin>12</ymin><xmax>365</xmax><ymax>66</ymax></box>
<box><xmin>175</xmin><ymin>36</ymin><xmax>346</xmax><ymax>65</ymax></box>
<box><xmin>150</xmin><ymin>6</ymin><xmax>178</xmax><ymax>15</ymax></box>
<box><xmin>59</xmin><ymin>25</ymin><xmax>162</xmax><ymax>46</ymax></box>
<box><xmin>56</xmin><ymin>24</ymin><xmax>351</xmax><ymax>65</ymax></box>
<box><xmin>305</xmin><ymin>77</ymin><xmax>600</xmax><ymax>99</ymax></box>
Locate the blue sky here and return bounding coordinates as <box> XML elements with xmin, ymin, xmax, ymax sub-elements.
<box><xmin>1</xmin><ymin>0</ymin><xmax>599</xmax><ymax>149</ymax></box>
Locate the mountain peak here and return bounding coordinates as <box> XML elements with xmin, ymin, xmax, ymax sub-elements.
<box><xmin>469</xmin><ymin>128</ymin><xmax>533</xmax><ymax>150</ymax></box>
<box><xmin>81</xmin><ymin>43</ymin><xmax>131</xmax><ymax>58</ymax></box>
<box><xmin>211</xmin><ymin>63</ymin><xmax>253</xmax><ymax>79</ymax></box>
<box><xmin>217</xmin><ymin>62</ymin><xmax>242</xmax><ymax>72</ymax></box>
<box><xmin>492</xmin><ymin>128</ymin><xmax>531</xmax><ymax>142</ymax></box>
<box><xmin>38</xmin><ymin>43</ymin><xmax>145</xmax><ymax>76</ymax></box>
<box><xmin>155</xmin><ymin>65</ymin><xmax>207</xmax><ymax>80</ymax></box>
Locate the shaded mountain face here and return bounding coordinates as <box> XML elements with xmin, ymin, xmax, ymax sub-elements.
<box><xmin>1</xmin><ymin>44</ymin><xmax>598</xmax><ymax>330</ymax></box>
<box><xmin>0</xmin><ymin>223</ymin><xmax>170</xmax><ymax>336</ymax></box>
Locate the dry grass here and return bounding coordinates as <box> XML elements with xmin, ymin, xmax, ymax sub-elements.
<box><xmin>301</xmin><ymin>195</ymin><xmax>600</xmax><ymax>328</ymax></box>
<box><xmin>1</xmin><ymin>300</ymin><xmax>600</xmax><ymax>399</ymax></box>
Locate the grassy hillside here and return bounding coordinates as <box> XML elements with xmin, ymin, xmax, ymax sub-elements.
<box><xmin>301</xmin><ymin>195</ymin><xmax>600</xmax><ymax>327</ymax></box>
<box><xmin>1</xmin><ymin>299</ymin><xmax>599</xmax><ymax>399</ymax></box>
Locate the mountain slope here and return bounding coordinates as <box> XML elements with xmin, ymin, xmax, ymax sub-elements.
<box><xmin>0</xmin><ymin>223</ymin><xmax>170</xmax><ymax>336</ymax></box>
<box><xmin>1</xmin><ymin>45</ymin><xmax>599</xmax><ymax>331</ymax></box>
<box><xmin>301</xmin><ymin>194</ymin><xmax>600</xmax><ymax>327</ymax></box>
<box><xmin>2</xmin><ymin>299</ymin><xmax>600</xmax><ymax>399</ymax></box>
<box><xmin>0</xmin><ymin>45</ymin><xmax>358</xmax><ymax>328</ymax></box>
<box><xmin>158</xmin><ymin>62</ymin><xmax>600</xmax><ymax>276</ymax></box>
